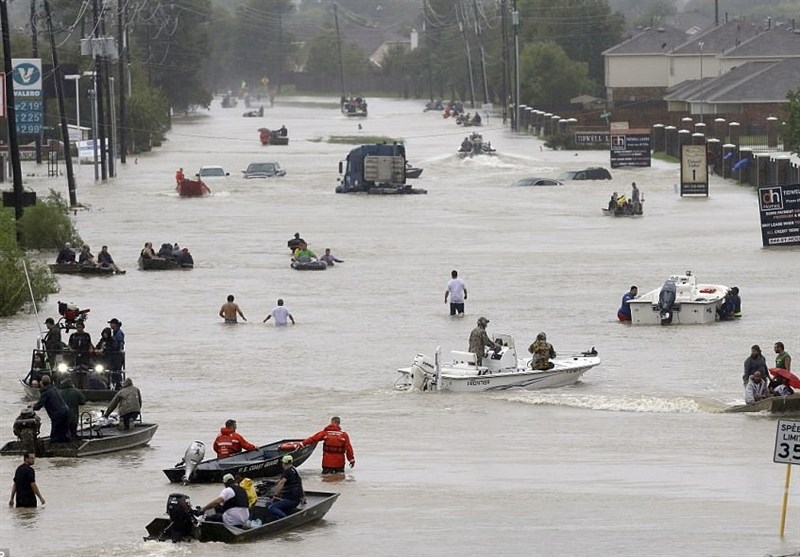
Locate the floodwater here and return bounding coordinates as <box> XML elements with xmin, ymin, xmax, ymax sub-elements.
<box><xmin>1</xmin><ymin>97</ymin><xmax>799</xmax><ymax>557</ymax></box>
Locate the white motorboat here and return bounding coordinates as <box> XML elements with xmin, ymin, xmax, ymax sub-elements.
<box><xmin>396</xmin><ymin>334</ymin><xmax>600</xmax><ymax>393</ymax></box>
<box><xmin>627</xmin><ymin>271</ymin><xmax>729</xmax><ymax>325</ymax></box>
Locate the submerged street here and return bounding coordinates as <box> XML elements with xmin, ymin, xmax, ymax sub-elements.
<box><xmin>1</xmin><ymin>97</ymin><xmax>799</xmax><ymax>556</ymax></box>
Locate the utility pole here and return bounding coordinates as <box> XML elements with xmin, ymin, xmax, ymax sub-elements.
<box><xmin>500</xmin><ymin>0</ymin><xmax>509</xmax><ymax>124</ymax></box>
<box><xmin>423</xmin><ymin>0</ymin><xmax>433</xmax><ymax>102</ymax></box>
<box><xmin>101</xmin><ymin>9</ymin><xmax>114</xmax><ymax>177</ymax></box>
<box><xmin>333</xmin><ymin>3</ymin><xmax>346</xmax><ymax>99</ymax></box>
<box><xmin>470</xmin><ymin>0</ymin><xmax>489</xmax><ymax>105</ymax></box>
<box><xmin>2</xmin><ymin>0</ymin><xmax>26</xmax><ymax>237</ymax></box>
<box><xmin>93</xmin><ymin>0</ymin><xmax>107</xmax><ymax>180</ymax></box>
<box><xmin>276</xmin><ymin>9</ymin><xmax>283</xmax><ymax>95</ymax></box>
<box><xmin>117</xmin><ymin>0</ymin><xmax>126</xmax><ymax>163</ymax></box>
<box><xmin>43</xmin><ymin>0</ymin><xmax>77</xmax><ymax>205</ymax></box>
<box><xmin>512</xmin><ymin>0</ymin><xmax>520</xmax><ymax>132</ymax></box>
<box><xmin>457</xmin><ymin>3</ymin><xmax>476</xmax><ymax>109</ymax></box>
<box><xmin>30</xmin><ymin>0</ymin><xmax>42</xmax><ymax>164</ymax></box>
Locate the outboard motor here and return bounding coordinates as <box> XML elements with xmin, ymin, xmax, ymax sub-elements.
<box><xmin>165</xmin><ymin>493</ymin><xmax>196</xmax><ymax>542</ymax></box>
<box><xmin>13</xmin><ymin>408</ymin><xmax>41</xmax><ymax>455</ymax></box>
<box><xmin>181</xmin><ymin>441</ymin><xmax>205</xmax><ymax>484</ymax></box>
<box><xmin>658</xmin><ymin>279</ymin><xmax>678</xmax><ymax>325</ymax></box>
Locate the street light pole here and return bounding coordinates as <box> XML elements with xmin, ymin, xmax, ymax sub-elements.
<box><xmin>513</xmin><ymin>4</ymin><xmax>520</xmax><ymax>132</ymax></box>
<box><xmin>698</xmin><ymin>41</ymin><xmax>704</xmax><ymax>124</ymax></box>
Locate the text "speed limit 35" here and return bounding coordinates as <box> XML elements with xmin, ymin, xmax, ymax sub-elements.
<box><xmin>774</xmin><ymin>420</ymin><xmax>800</xmax><ymax>465</ymax></box>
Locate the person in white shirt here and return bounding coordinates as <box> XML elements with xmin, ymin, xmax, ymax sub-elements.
<box><xmin>263</xmin><ymin>299</ymin><xmax>295</xmax><ymax>326</ymax></box>
<box><xmin>444</xmin><ymin>270</ymin><xmax>468</xmax><ymax>316</ymax></box>
<box><xmin>198</xmin><ymin>473</ymin><xmax>249</xmax><ymax>527</ymax></box>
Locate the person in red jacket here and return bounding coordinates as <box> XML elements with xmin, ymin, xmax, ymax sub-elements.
<box><xmin>213</xmin><ymin>419</ymin><xmax>257</xmax><ymax>458</ymax></box>
<box><xmin>302</xmin><ymin>416</ymin><xmax>355</xmax><ymax>474</ymax></box>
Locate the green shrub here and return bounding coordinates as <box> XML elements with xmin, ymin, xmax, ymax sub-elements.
<box><xmin>0</xmin><ymin>209</ymin><xmax>59</xmax><ymax>317</ymax></box>
<box><xmin>17</xmin><ymin>190</ymin><xmax>83</xmax><ymax>250</ymax></box>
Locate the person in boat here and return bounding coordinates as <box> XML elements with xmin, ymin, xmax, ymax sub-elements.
<box><xmin>617</xmin><ymin>286</ymin><xmax>638</xmax><ymax>322</ymax></box>
<box><xmin>445</xmin><ymin>269</ymin><xmax>467</xmax><ymax>317</ymax></box>
<box><xmin>140</xmin><ymin>242</ymin><xmax>160</xmax><ymax>260</ymax></box>
<box><xmin>263</xmin><ymin>298</ymin><xmax>295</xmax><ymax>326</ymax></box>
<box><xmin>78</xmin><ymin>245</ymin><xmax>98</xmax><ymax>267</ymax></box>
<box><xmin>56</xmin><ymin>242</ymin><xmax>77</xmax><ymax>264</ymax></box>
<box><xmin>293</xmin><ymin>242</ymin><xmax>317</xmax><ymax>262</ymax></box>
<box><xmin>107</xmin><ymin>318</ymin><xmax>125</xmax><ymax>381</ymax></box>
<box><xmin>631</xmin><ymin>182</ymin><xmax>640</xmax><ymax>204</ymax></box>
<box><xmin>287</xmin><ymin>232</ymin><xmax>304</xmax><ymax>252</ymax></box>
<box><xmin>267</xmin><ymin>455</ymin><xmax>307</xmax><ymax>519</ymax></box>
<box><xmin>320</xmin><ymin>248</ymin><xmax>343</xmax><ymax>266</ymax></box>
<box><xmin>219</xmin><ymin>294</ymin><xmax>247</xmax><ymax>324</ymax></box>
<box><xmin>744</xmin><ymin>371</ymin><xmax>769</xmax><ymax>404</ymax></box>
<box><xmin>260</xmin><ymin>129</ymin><xmax>270</xmax><ymax>144</ymax></box>
<box><xmin>213</xmin><ymin>419</ymin><xmax>257</xmax><ymax>458</ymax></box>
<box><xmin>460</xmin><ymin>136</ymin><xmax>473</xmax><ymax>153</ymax></box>
<box><xmin>473</xmin><ymin>112</ymin><xmax>482</xmax><ymax>125</ymax></box>
<box><xmin>529</xmin><ymin>332</ymin><xmax>556</xmax><ymax>370</ymax></box>
<box><xmin>177</xmin><ymin>247</ymin><xmax>194</xmax><ymax>267</ymax></box>
<box><xmin>10</xmin><ymin>453</ymin><xmax>46</xmax><ymax>508</ymax></box>
<box><xmin>773</xmin><ymin>377</ymin><xmax>795</xmax><ymax>397</ymax></box>
<box><xmin>104</xmin><ymin>377</ymin><xmax>142</xmax><ymax>430</ymax></box>
<box><xmin>607</xmin><ymin>193</ymin><xmax>618</xmax><ymax>212</ymax></box>
<box><xmin>301</xmin><ymin>416</ymin><xmax>356</xmax><ymax>474</ymax></box>
<box><xmin>175</xmin><ymin>167</ymin><xmax>185</xmax><ymax>185</ymax></box>
<box><xmin>58</xmin><ymin>379</ymin><xmax>86</xmax><ymax>441</ymax></box>
<box><xmin>279</xmin><ymin>125</ymin><xmax>287</xmax><ymax>137</ymax></box>
<box><xmin>94</xmin><ymin>327</ymin><xmax>117</xmax><ymax>369</ymax></box>
<box><xmin>158</xmin><ymin>243</ymin><xmax>175</xmax><ymax>259</ymax></box>
<box><xmin>68</xmin><ymin>321</ymin><xmax>93</xmax><ymax>370</ymax></box>
<box><xmin>97</xmin><ymin>245</ymin><xmax>123</xmax><ymax>273</ymax></box>
<box><xmin>774</xmin><ymin>342</ymin><xmax>792</xmax><ymax>371</ymax></box>
<box><xmin>43</xmin><ymin>317</ymin><xmax>62</xmax><ymax>369</ymax></box>
<box><xmin>743</xmin><ymin>345</ymin><xmax>769</xmax><ymax>385</ymax></box>
<box><xmin>234</xmin><ymin>473</ymin><xmax>258</xmax><ymax>508</ymax></box>
<box><xmin>30</xmin><ymin>352</ymin><xmax>48</xmax><ymax>383</ymax></box>
<box><xmin>717</xmin><ymin>290</ymin><xmax>737</xmax><ymax>321</ymax></box>
<box><xmin>32</xmin><ymin>375</ymin><xmax>71</xmax><ymax>443</ymax></box>
<box><xmin>468</xmin><ymin>317</ymin><xmax>499</xmax><ymax>367</ymax></box>
<box><xmin>198</xmin><ymin>473</ymin><xmax>250</xmax><ymax>528</ymax></box>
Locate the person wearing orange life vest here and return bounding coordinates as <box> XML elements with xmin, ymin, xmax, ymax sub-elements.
<box><xmin>175</xmin><ymin>167</ymin><xmax>185</xmax><ymax>185</ymax></box>
<box><xmin>301</xmin><ymin>416</ymin><xmax>355</xmax><ymax>474</ymax></box>
<box><xmin>213</xmin><ymin>419</ymin><xmax>257</xmax><ymax>459</ymax></box>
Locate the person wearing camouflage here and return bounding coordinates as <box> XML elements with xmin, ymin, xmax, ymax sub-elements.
<box><xmin>468</xmin><ymin>317</ymin><xmax>498</xmax><ymax>366</ymax></box>
<box><xmin>529</xmin><ymin>332</ymin><xmax>556</xmax><ymax>370</ymax></box>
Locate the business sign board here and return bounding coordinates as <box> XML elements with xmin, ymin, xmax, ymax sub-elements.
<box><xmin>11</xmin><ymin>58</ymin><xmax>43</xmax><ymax>135</ymax></box>
<box><xmin>680</xmin><ymin>144</ymin><xmax>708</xmax><ymax>196</ymax></box>
<box><xmin>758</xmin><ymin>184</ymin><xmax>800</xmax><ymax>247</ymax></box>
<box><xmin>575</xmin><ymin>131</ymin><xmax>609</xmax><ymax>145</ymax></box>
<box><xmin>610</xmin><ymin>130</ymin><xmax>651</xmax><ymax>168</ymax></box>
<box><xmin>774</xmin><ymin>420</ymin><xmax>800</xmax><ymax>465</ymax></box>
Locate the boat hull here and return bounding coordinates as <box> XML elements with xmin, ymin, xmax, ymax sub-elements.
<box><xmin>628</xmin><ymin>299</ymin><xmax>721</xmax><ymax>325</ymax></box>
<box><xmin>177</xmin><ymin>179</ymin><xmax>210</xmax><ymax>197</ymax></box>
<box><xmin>145</xmin><ymin>490</ymin><xmax>339</xmax><ymax>543</ymax></box>
<box><xmin>291</xmin><ymin>260</ymin><xmax>327</xmax><ymax>271</ymax></box>
<box><xmin>162</xmin><ymin>439</ymin><xmax>317</xmax><ymax>483</ymax></box>
<box><xmin>138</xmin><ymin>257</ymin><xmax>193</xmax><ymax>271</ymax></box>
<box><xmin>0</xmin><ymin>422</ymin><xmax>158</xmax><ymax>457</ymax></box>
<box><xmin>49</xmin><ymin>264</ymin><xmax>117</xmax><ymax>275</ymax></box>
<box><xmin>724</xmin><ymin>393</ymin><xmax>800</xmax><ymax>413</ymax></box>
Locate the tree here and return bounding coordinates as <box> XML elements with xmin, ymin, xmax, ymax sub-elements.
<box><xmin>785</xmin><ymin>90</ymin><xmax>800</xmax><ymax>155</ymax></box>
<box><xmin>230</xmin><ymin>0</ymin><xmax>295</xmax><ymax>90</ymax></box>
<box><xmin>519</xmin><ymin>41</ymin><xmax>593</xmax><ymax>104</ymax></box>
<box><xmin>517</xmin><ymin>0</ymin><xmax>623</xmax><ymax>84</ymax></box>
<box><xmin>304</xmin><ymin>30</ymin><xmax>369</xmax><ymax>84</ymax></box>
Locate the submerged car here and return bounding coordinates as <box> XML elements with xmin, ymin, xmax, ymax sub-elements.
<box><xmin>242</xmin><ymin>162</ymin><xmax>286</xmax><ymax>178</ymax></box>
<box><xmin>512</xmin><ymin>177</ymin><xmax>563</xmax><ymax>187</ymax></box>
<box><xmin>197</xmin><ymin>166</ymin><xmax>229</xmax><ymax>180</ymax></box>
<box><xmin>557</xmin><ymin>167</ymin><xmax>612</xmax><ymax>180</ymax></box>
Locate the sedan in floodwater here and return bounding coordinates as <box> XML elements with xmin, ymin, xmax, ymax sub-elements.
<box><xmin>512</xmin><ymin>177</ymin><xmax>563</xmax><ymax>187</ymax></box>
<box><xmin>557</xmin><ymin>167</ymin><xmax>612</xmax><ymax>180</ymax></box>
<box><xmin>242</xmin><ymin>162</ymin><xmax>286</xmax><ymax>178</ymax></box>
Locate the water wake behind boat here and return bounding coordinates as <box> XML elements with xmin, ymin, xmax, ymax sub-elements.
<box><xmin>497</xmin><ymin>392</ymin><xmax>705</xmax><ymax>413</ymax></box>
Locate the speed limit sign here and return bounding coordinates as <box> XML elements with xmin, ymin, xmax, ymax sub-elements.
<box><xmin>774</xmin><ymin>420</ymin><xmax>800</xmax><ymax>465</ymax></box>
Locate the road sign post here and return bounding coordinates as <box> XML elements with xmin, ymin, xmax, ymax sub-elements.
<box><xmin>680</xmin><ymin>144</ymin><xmax>708</xmax><ymax>196</ymax></box>
<box><xmin>774</xmin><ymin>419</ymin><xmax>800</xmax><ymax>536</ymax></box>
